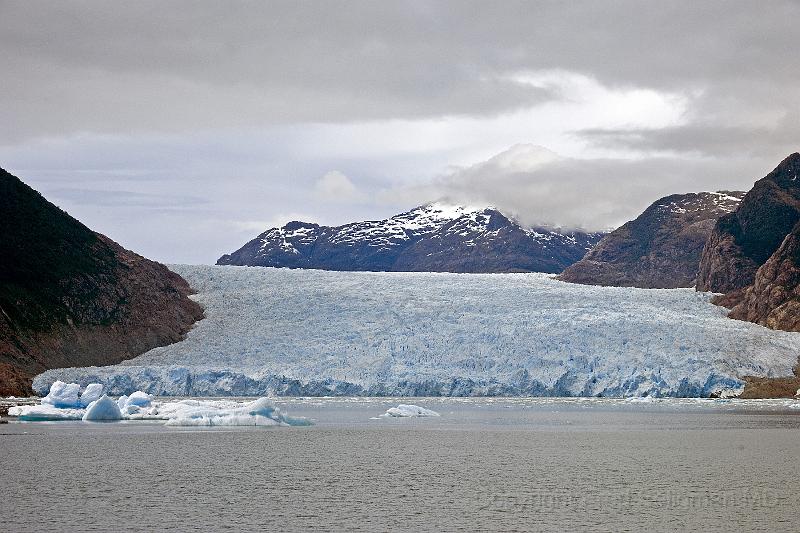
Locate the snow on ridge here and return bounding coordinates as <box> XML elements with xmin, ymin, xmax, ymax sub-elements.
<box><xmin>327</xmin><ymin>202</ymin><xmax>489</xmax><ymax>246</ymax></box>
<box><xmin>710</xmin><ymin>191</ymin><xmax>745</xmax><ymax>204</ymax></box>
<box><xmin>251</xmin><ymin>201</ymin><xmax>591</xmax><ymax>253</ymax></box>
<box><xmin>33</xmin><ymin>265</ymin><xmax>800</xmax><ymax>398</ymax></box>
<box><xmin>257</xmin><ymin>224</ymin><xmax>320</xmax><ymax>254</ymax></box>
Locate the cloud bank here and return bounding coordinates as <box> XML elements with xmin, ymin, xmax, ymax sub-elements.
<box><xmin>1</xmin><ymin>1</ymin><xmax>798</xmax><ymax>261</ymax></box>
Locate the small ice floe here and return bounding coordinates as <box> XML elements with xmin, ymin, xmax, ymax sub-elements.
<box><xmin>9</xmin><ymin>404</ymin><xmax>85</xmax><ymax>421</ymax></box>
<box><xmin>41</xmin><ymin>381</ymin><xmax>82</xmax><ymax>408</ymax></box>
<box><xmin>380</xmin><ymin>404</ymin><xmax>440</xmax><ymax>418</ymax></box>
<box><xmin>82</xmin><ymin>395</ymin><xmax>122</xmax><ymax>421</ymax></box>
<box><xmin>79</xmin><ymin>383</ymin><xmax>104</xmax><ymax>407</ymax></box>
<box><xmin>117</xmin><ymin>391</ymin><xmax>154</xmax><ymax>415</ymax></box>
<box><xmin>163</xmin><ymin>397</ymin><xmax>311</xmax><ymax>427</ymax></box>
<box><xmin>624</xmin><ymin>396</ymin><xmax>656</xmax><ymax>403</ymax></box>
<box><xmin>10</xmin><ymin>381</ymin><xmax>310</xmax><ymax>427</ymax></box>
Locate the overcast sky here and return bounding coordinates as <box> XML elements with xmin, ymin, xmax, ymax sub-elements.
<box><xmin>2</xmin><ymin>1</ymin><xmax>799</xmax><ymax>263</ymax></box>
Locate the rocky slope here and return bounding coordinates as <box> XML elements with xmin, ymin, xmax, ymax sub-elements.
<box><xmin>0</xmin><ymin>167</ymin><xmax>204</xmax><ymax>396</ymax></box>
<box><xmin>727</xmin><ymin>220</ymin><xmax>800</xmax><ymax>330</ymax></box>
<box><xmin>559</xmin><ymin>191</ymin><xmax>744</xmax><ymax>288</ymax></box>
<box><xmin>696</xmin><ymin>153</ymin><xmax>800</xmax><ymax>332</ymax></box>
<box><xmin>697</xmin><ymin>153</ymin><xmax>800</xmax><ymax>295</ymax></box>
<box><xmin>218</xmin><ymin>203</ymin><xmax>603</xmax><ymax>273</ymax></box>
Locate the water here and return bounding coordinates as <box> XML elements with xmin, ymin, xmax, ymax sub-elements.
<box><xmin>2</xmin><ymin>397</ymin><xmax>800</xmax><ymax>532</ymax></box>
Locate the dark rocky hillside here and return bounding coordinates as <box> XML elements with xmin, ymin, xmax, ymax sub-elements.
<box><xmin>696</xmin><ymin>153</ymin><xmax>800</xmax><ymax>333</ymax></box>
<box><xmin>217</xmin><ymin>203</ymin><xmax>603</xmax><ymax>273</ymax></box>
<box><xmin>559</xmin><ymin>191</ymin><xmax>744</xmax><ymax>288</ymax></box>
<box><xmin>728</xmin><ymin>222</ymin><xmax>800</xmax><ymax>331</ymax></box>
<box><xmin>0</xmin><ymin>168</ymin><xmax>203</xmax><ymax>396</ymax></box>
<box><xmin>697</xmin><ymin>153</ymin><xmax>800</xmax><ymax>295</ymax></box>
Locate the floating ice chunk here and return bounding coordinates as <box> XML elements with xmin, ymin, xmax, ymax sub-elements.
<box><xmin>79</xmin><ymin>384</ymin><xmax>104</xmax><ymax>407</ymax></box>
<box><xmin>164</xmin><ymin>397</ymin><xmax>311</xmax><ymax>427</ymax></box>
<box><xmin>126</xmin><ymin>391</ymin><xmax>152</xmax><ymax>407</ymax></box>
<box><xmin>381</xmin><ymin>404</ymin><xmax>440</xmax><ymax>417</ymax></box>
<box><xmin>117</xmin><ymin>395</ymin><xmax>129</xmax><ymax>409</ymax></box>
<box><xmin>115</xmin><ymin>391</ymin><xmax>152</xmax><ymax>414</ymax></box>
<box><xmin>624</xmin><ymin>396</ymin><xmax>655</xmax><ymax>403</ymax></box>
<box><xmin>82</xmin><ymin>395</ymin><xmax>122</xmax><ymax>421</ymax></box>
<box><xmin>9</xmin><ymin>404</ymin><xmax>84</xmax><ymax>421</ymax></box>
<box><xmin>121</xmin><ymin>404</ymin><xmax>142</xmax><ymax>416</ymax></box>
<box><xmin>41</xmin><ymin>381</ymin><xmax>81</xmax><ymax>408</ymax></box>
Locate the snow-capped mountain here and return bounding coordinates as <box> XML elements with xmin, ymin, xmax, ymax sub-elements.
<box><xmin>217</xmin><ymin>202</ymin><xmax>604</xmax><ymax>273</ymax></box>
<box><xmin>560</xmin><ymin>191</ymin><xmax>746</xmax><ymax>288</ymax></box>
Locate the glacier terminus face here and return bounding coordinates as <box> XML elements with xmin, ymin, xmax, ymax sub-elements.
<box><xmin>33</xmin><ymin>265</ymin><xmax>800</xmax><ymax>397</ymax></box>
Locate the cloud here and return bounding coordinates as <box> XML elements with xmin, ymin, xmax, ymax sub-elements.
<box><xmin>3</xmin><ymin>1</ymin><xmax>800</xmax><ymax>145</ymax></box>
<box><xmin>380</xmin><ymin>143</ymin><xmax>772</xmax><ymax>231</ymax></box>
<box><xmin>2</xmin><ymin>2</ymin><xmax>799</xmax><ymax>262</ymax></box>
<box><xmin>47</xmin><ymin>188</ymin><xmax>208</xmax><ymax>209</ymax></box>
<box><xmin>314</xmin><ymin>171</ymin><xmax>366</xmax><ymax>203</ymax></box>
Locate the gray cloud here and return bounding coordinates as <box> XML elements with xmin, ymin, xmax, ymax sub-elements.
<box><xmin>384</xmin><ymin>144</ymin><xmax>773</xmax><ymax>231</ymax></box>
<box><xmin>578</xmin><ymin>110</ymin><xmax>800</xmax><ymax>160</ymax></box>
<box><xmin>3</xmin><ymin>1</ymin><xmax>800</xmax><ymax>143</ymax></box>
<box><xmin>2</xmin><ymin>1</ymin><xmax>800</xmax><ymax>262</ymax></box>
<box><xmin>47</xmin><ymin>188</ymin><xmax>209</xmax><ymax>209</ymax></box>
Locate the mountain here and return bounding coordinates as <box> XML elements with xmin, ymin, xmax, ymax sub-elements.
<box><xmin>697</xmin><ymin>153</ymin><xmax>800</xmax><ymax>331</ymax></box>
<box><xmin>559</xmin><ymin>191</ymin><xmax>745</xmax><ymax>288</ymax></box>
<box><xmin>729</xmin><ymin>223</ymin><xmax>800</xmax><ymax>330</ymax></box>
<box><xmin>697</xmin><ymin>153</ymin><xmax>800</xmax><ymax>295</ymax></box>
<box><xmin>217</xmin><ymin>203</ymin><xmax>603</xmax><ymax>273</ymax></box>
<box><xmin>0</xmin><ymin>167</ymin><xmax>204</xmax><ymax>396</ymax></box>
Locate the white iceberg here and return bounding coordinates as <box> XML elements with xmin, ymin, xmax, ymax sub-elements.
<box><xmin>79</xmin><ymin>383</ymin><xmax>104</xmax><ymax>407</ymax></box>
<box><xmin>10</xmin><ymin>382</ymin><xmax>311</xmax><ymax>427</ymax></box>
<box><xmin>9</xmin><ymin>404</ymin><xmax>84</xmax><ymax>421</ymax></box>
<box><xmin>163</xmin><ymin>397</ymin><xmax>311</xmax><ymax>427</ymax></box>
<box><xmin>126</xmin><ymin>391</ymin><xmax>152</xmax><ymax>407</ymax></box>
<box><xmin>381</xmin><ymin>404</ymin><xmax>440</xmax><ymax>417</ymax></box>
<box><xmin>117</xmin><ymin>391</ymin><xmax>152</xmax><ymax>412</ymax></box>
<box><xmin>41</xmin><ymin>381</ymin><xmax>81</xmax><ymax>408</ymax></box>
<box><xmin>82</xmin><ymin>395</ymin><xmax>123</xmax><ymax>421</ymax></box>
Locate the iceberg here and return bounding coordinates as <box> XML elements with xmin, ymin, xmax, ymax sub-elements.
<box><xmin>381</xmin><ymin>404</ymin><xmax>440</xmax><ymax>417</ymax></box>
<box><xmin>116</xmin><ymin>391</ymin><xmax>152</xmax><ymax>411</ymax></box>
<box><xmin>79</xmin><ymin>383</ymin><xmax>104</xmax><ymax>407</ymax></box>
<box><xmin>8</xmin><ymin>382</ymin><xmax>311</xmax><ymax>427</ymax></box>
<box><xmin>9</xmin><ymin>404</ymin><xmax>84</xmax><ymax>421</ymax></box>
<box><xmin>32</xmin><ymin>266</ymin><xmax>800</xmax><ymax>398</ymax></box>
<box><xmin>42</xmin><ymin>381</ymin><xmax>81</xmax><ymax>408</ymax></box>
<box><xmin>82</xmin><ymin>395</ymin><xmax>123</xmax><ymax>421</ymax></box>
<box><xmin>126</xmin><ymin>391</ymin><xmax>152</xmax><ymax>407</ymax></box>
<box><xmin>163</xmin><ymin>397</ymin><xmax>311</xmax><ymax>427</ymax></box>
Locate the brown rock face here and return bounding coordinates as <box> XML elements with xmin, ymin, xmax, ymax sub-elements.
<box><xmin>559</xmin><ymin>192</ymin><xmax>744</xmax><ymax>288</ymax></box>
<box><xmin>697</xmin><ymin>153</ymin><xmax>800</xmax><ymax>293</ymax></box>
<box><xmin>695</xmin><ymin>153</ymin><xmax>800</xmax><ymax>333</ymax></box>
<box><xmin>0</xmin><ymin>167</ymin><xmax>204</xmax><ymax>396</ymax></box>
<box><xmin>728</xmin><ymin>222</ymin><xmax>800</xmax><ymax>331</ymax></box>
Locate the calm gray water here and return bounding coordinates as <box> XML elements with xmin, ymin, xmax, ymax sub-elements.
<box><xmin>2</xmin><ymin>397</ymin><xmax>800</xmax><ymax>532</ymax></box>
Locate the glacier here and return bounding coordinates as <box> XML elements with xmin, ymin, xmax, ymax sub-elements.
<box><xmin>33</xmin><ymin>265</ymin><xmax>800</xmax><ymax>398</ymax></box>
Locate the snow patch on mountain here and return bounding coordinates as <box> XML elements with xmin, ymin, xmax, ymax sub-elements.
<box><xmin>33</xmin><ymin>265</ymin><xmax>800</xmax><ymax>398</ymax></box>
<box><xmin>217</xmin><ymin>202</ymin><xmax>603</xmax><ymax>273</ymax></box>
